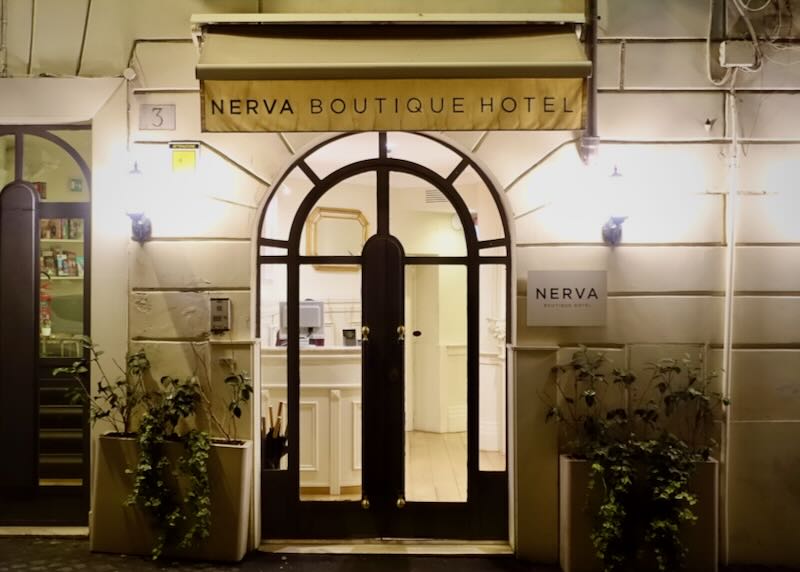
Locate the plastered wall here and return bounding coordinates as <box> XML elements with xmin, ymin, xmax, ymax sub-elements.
<box><xmin>80</xmin><ymin>0</ymin><xmax>800</xmax><ymax>566</ymax></box>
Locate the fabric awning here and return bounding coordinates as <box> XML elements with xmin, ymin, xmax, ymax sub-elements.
<box><xmin>194</xmin><ymin>23</ymin><xmax>591</xmax><ymax>81</ymax></box>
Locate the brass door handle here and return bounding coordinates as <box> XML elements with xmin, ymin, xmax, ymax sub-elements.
<box><xmin>396</xmin><ymin>495</ymin><xmax>406</xmax><ymax>509</ymax></box>
<box><xmin>361</xmin><ymin>325</ymin><xmax>370</xmax><ymax>342</ymax></box>
<box><xmin>361</xmin><ymin>497</ymin><xmax>370</xmax><ymax>510</ymax></box>
<box><xmin>397</xmin><ymin>325</ymin><xmax>405</xmax><ymax>342</ymax></box>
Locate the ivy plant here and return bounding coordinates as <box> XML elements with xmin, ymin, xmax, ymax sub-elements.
<box><xmin>545</xmin><ymin>347</ymin><xmax>729</xmax><ymax>572</ymax></box>
<box><xmin>127</xmin><ymin>375</ymin><xmax>211</xmax><ymax>559</ymax></box>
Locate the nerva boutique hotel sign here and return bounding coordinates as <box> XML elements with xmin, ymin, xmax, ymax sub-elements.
<box><xmin>527</xmin><ymin>271</ymin><xmax>607</xmax><ymax>327</ymax></box>
<box><xmin>201</xmin><ymin>78</ymin><xmax>584</xmax><ymax>132</ymax></box>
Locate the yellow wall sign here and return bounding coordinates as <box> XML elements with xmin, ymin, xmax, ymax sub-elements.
<box><xmin>171</xmin><ymin>144</ymin><xmax>197</xmax><ymax>172</ymax></box>
<box><xmin>200</xmin><ymin>78</ymin><xmax>584</xmax><ymax>132</ymax></box>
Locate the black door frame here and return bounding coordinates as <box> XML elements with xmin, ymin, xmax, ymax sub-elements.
<box><xmin>258</xmin><ymin>132</ymin><xmax>511</xmax><ymax>539</ymax></box>
<box><xmin>360</xmin><ymin>233</ymin><xmax>405</xmax><ymax>524</ymax></box>
<box><xmin>0</xmin><ymin>126</ymin><xmax>92</xmax><ymax>525</ymax></box>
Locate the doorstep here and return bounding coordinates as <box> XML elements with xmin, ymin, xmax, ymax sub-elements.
<box><xmin>0</xmin><ymin>526</ymin><xmax>89</xmax><ymax>537</ymax></box>
<box><xmin>260</xmin><ymin>539</ymin><xmax>514</xmax><ymax>555</ymax></box>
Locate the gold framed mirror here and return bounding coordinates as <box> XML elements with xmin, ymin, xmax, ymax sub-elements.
<box><xmin>305</xmin><ymin>207</ymin><xmax>369</xmax><ymax>271</ymax></box>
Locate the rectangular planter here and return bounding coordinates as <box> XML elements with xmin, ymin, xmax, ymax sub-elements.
<box><xmin>89</xmin><ymin>435</ymin><xmax>252</xmax><ymax>562</ymax></box>
<box><xmin>559</xmin><ymin>455</ymin><xmax>718</xmax><ymax>572</ymax></box>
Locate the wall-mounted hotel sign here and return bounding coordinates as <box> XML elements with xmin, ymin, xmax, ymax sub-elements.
<box><xmin>527</xmin><ymin>271</ymin><xmax>607</xmax><ymax>327</ymax></box>
<box><xmin>200</xmin><ymin>78</ymin><xmax>584</xmax><ymax>132</ymax></box>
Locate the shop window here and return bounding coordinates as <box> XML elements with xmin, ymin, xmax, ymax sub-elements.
<box><xmin>304</xmin><ymin>132</ymin><xmax>378</xmax><ymax>179</ymax></box>
<box><xmin>260</xmin><ymin>263</ymin><xmax>288</xmax><ymax>471</ymax></box>
<box><xmin>386</xmin><ymin>132</ymin><xmax>462</xmax><ymax>179</ymax></box>
<box><xmin>453</xmin><ymin>166</ymin><xmax>506</xmax><ymax>243</ymax></box>
<box><xmin>261</xmin><ymin>165</ymin><xmax>315</xmax><ymax>242</ymax></box>
<box><xmin>390</xmin><ymin>171</ymin><xmax>467</xmax><ymax>257</ymax></box>
<box><xmin>0</xmin><ymin>135</ymin><xmax>14</xmax><ymax>188</ymax></box>
<box><xmin>303</xmin><ymin>172</ymin><xmax>375</xmax><ymax>260</ymax></box>
<box><xmin>479</xmin><ymin>264</ymin><xmax>507</xmax><ymax>471</ymax></box>
<box><xmin>23</xmin><ymin>133</ymin><xmax>90</xmax><ymax>203</ymax></box>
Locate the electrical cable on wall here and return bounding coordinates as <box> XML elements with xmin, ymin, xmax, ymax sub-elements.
<box><xmin>0</xmin><ymin>0</ymin><xmax>8</xmax><ymax>77</ymax></box>
<box><xmin>707</xmin><ymin>0</ymin><xmax>769</xmax><ymax>87</ymax></box>
<box><xmin>707</xmin><ymin>0</ymin><xmax>734</xmax><ymax>85</ymax></box>
<box><xmin>731</xmin><ymin>0</ymin><xmax>765</xmax><ymax>68</ymax></box>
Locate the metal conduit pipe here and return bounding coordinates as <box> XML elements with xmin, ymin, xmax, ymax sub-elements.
<box><xmin>580</xmin><ymin>0</ymin><xmax>599</xmax><ymax>161</ymax></box>
<box><xmin>721</xmin><ymin>88</ymin><xmax>740</xmax><ymax>567</ymax></box>
<box><xmin>27</xmin><ymin>0</ymin><xmax>36</xmax><ymax>75</ymax></box>
<box><xmin>0</xmin><ymin>0</ymin><xmax>8</xmax><ymax>77</ymax></box>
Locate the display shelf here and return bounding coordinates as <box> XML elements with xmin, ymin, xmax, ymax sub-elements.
<box><xmin>263</xmin><ymin>345</ymin><xmax>361</xmax><ymax>351</ymax></box>
<box><xmin>46</xmin><ymin>276</ymin><xmax>84</xmax><ymax>281</ymax></box>
<box><xmin>41</xmin><ymin>239</ymin><xmax>83</xmax><ymax>244</ymax></box>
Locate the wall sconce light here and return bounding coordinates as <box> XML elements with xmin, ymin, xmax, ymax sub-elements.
<box><xmin>602</xmin><ymin>216</ymin><xmax>627</xmax><ymax>246</ymax></box>
<box><xmin>126</xmin><ymin>161</ymin><xmax>151</xmax><ymax>243</ymax></box>
<box><xmin>127</xmin><ymin>212</ymin><xmax>152</xmax><ymax>242</ymax></box>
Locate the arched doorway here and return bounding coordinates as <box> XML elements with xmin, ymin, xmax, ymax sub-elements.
<box><xmin>256</xmin><ymin>132</ymin><xmax>511</xmax><ymax>539</ymax></box>
<box><xmin>0</xmin><ymin>126</ymin><xmax>92</xmax><ymax>524</ymax></box>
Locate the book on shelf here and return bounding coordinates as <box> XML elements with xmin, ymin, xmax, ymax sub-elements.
<box><xmin>55</xmin><ymin>252</ymin><xmax>69</xmax><ymax>276</ymax></box>
<box><xmin>41</xmin><ymin>249</ymin><xmax>57</xmax><ymax>276</ymax></box>
<box><xmin>68</xmin><ymin>219</ymin><xmax>84</xmax><ymax>240</ymax></box>
<box><xmin>40</xmin><ymin>218</ymin><xmax>63</xmax><ymax>239</ymax></box>
<box><xmin>76</xmin><ymin>255</ymin><xmax>84</xmax><ymax>277</ymax></box>
<box><xmin>66</xmin><ymin>252</ymin><xmax>77</xmax><ymax>276</ymax></box>
<box><xmin>32</xmin><ymin>181</ymin><xmax>46</xmax><ymax>200</ymax></box>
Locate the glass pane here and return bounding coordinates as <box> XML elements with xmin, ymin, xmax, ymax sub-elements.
<box><xmin>390</xmin><ymin>172</ymin><xmax>467</xmax><ymax>257</ymax></box>
<box><xmin>299</xmin><ymin>264</ymin><xmax>362</xmax><ymax>501</ymax></box>
<box><xmin>387</xmin><ymin>132</ymin><xmax>461</xmax><ymax>179</ymax></box>
<box><xmin>304</xmin><ymin>172</ymin><xmax>375</xmax><ymax>258</ymax></box>
<box><xmin>479</xmin><ymin>265</ymin><xmax>507</xmax><ymax>472</ymax></box>
<box><xmin>51</xmin><ymin>130</ymin><xmax>91</xmax><ymax>168</ymax></box>
<box><xmin>39</xmin><ymin>218</ymin><xmax>85</xmax><ymax>358</ymax></box>
<box><xmin>39</xmin><ymin>371</ymin><xmax>85</xmax><ymax>487</ymax></box>
<box><xmin>23</xmin><ymin>134</ymin><xmax>89</xmax><ymax>203</ymax></box>
<box><xmin>480</xmin><ymin>245</ymin><xmax>507</xmax><ymax>257</ymax></box>
<box><xmin>453</xmin><ymin>166</ymin><xmax>505</xmax><ymax>242</ymax></box>
<box><xmin>404</xmin><ymin>264</ymin><xmax>467</xmax><ymax>502</ymax></box>
<box><xmin>260</xmin><ymin>245</ymin><xmax>287</xmax><ymax>256</ymax></box>
<box><xmin>0</xmin><ymin>135</ymin><xmax>14</xmax><ymax>188</ymax></box>
<box><xmin>261</xmin><ymin>166</ymin><xmax>315</xmax><ymax>241</ymax></box>
<box><xmin>305</xmin><ymin>132</ymin><xmax>378</xmax><ymax>179</ymax></box>
<box><xmin>260</xmin><ymin>264</ymin><xmax>288</xmax><ymax>471</ymax></box>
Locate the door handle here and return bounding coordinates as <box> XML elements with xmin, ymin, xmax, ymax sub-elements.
<box><xmin>361</xmin><ymin>325</ymin><xmax>370</xmax><ymax>342</ymax></box>
<box><xmin>361</xmin><ymin>496</ymin><xmax>370</xmax><ymax>510</ymax></box>
<box><xmin>396</xmin><ymin>495</ymin><xmax>406</xmax><ymax>509</ymax></box>
<box><xmin>397</xmin><ymin>325</ymin><xmax>405</xmax><ymax>342</ymax></box>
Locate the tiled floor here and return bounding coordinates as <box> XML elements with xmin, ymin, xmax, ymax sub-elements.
<box><xmin>300</xmin><ymin>431</ymin><xmax>506</xmax><ymax>502</ymax></box>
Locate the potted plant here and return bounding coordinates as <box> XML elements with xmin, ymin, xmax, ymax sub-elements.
<box><xmin>179</xmin><ymin>347</ymin><xmax>255</xmax><ymax>562</ymax></box>
<box><xmin>547</xmin><ymin>347</ymin><xmax>728</xmax><ymax>572</ymax></box>
<box><xmin>61</xmin><ymin>341</ymin><xmax>254</xmax><ymax>561</ymax></box>
<box><xmin>57</xmin><ymin>340</ymin><xmax>154</xmax><ymax>557</ymax></box>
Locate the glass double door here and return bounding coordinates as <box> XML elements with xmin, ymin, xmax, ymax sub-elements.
<box><xmin>263</xmin><ymin>243</ymin><xmax>506</xmax><ymax>540</ymax></box>
<box><xmin>260</xmin><ymin>140</ymin><xmax>509</xmax><ymax>540</ymax></box>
